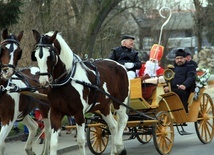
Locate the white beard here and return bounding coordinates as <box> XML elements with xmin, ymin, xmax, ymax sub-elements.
<box><xmin>144</xmin><ymin>60</ymin><xmax>159</xmax><ymax>77</ymax></box>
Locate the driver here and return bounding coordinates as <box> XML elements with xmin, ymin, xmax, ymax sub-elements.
<box><xmin>109</xmin><ymin>35</ymin><xmax>141</xmax><ymax>79</ymax></box>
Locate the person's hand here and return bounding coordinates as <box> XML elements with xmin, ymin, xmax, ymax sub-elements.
<box><xmin>124</xmin><ymin>62</ymin><xmax>134</xmax><ymax>69</ymax></box>
<box><xmin>164</xmin><ymin>86</ymin><xmax>170</xmax><ymax>92</ymax></box>
<box><xmin>177</xmin><ymin>84</ymin><xmax>186</xmax><ymax>90</ymax></box>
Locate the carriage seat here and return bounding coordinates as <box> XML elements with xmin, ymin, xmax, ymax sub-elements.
<box><xmin>142</xmin><ymin>83</ymin><xmax>157</xmax><ymax>99</ymax></box>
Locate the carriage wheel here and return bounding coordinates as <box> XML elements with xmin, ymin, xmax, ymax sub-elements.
<box><xmin>86</xmin><ymin>121</ymin><xmax>109</xmax><ymax>155</ymax></box>
<box><xmin>195</xmin><ymin>93</ymin><xmax>214</xmax><ymax>144</ymax></box>
<box><xmin>136</xmin><ymin>127</ymin><xmax>152</xmax><ymax>144</ymax></box>
<box><xmin>153</xmin><ymin>111</ymin><xmax>174</xmax><ymax>155</ymax></box>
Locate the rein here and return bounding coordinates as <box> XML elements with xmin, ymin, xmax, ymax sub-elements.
<box><xmin>48</xmin><ymin>55</ymin><xmax>155</xmax><ymax>119</ymax></box>
<box><xmin>73</xmin><ymin>78</ymin><xmax>156</xmax><ymax>120</ymax></box>
<box><xmin>49</xmin><ymin>54</ymin><xmax>101</xmax><ymax>112</ymax></box>
<box><xmin>0</xmin><ymin>69</ymin><xmax>49</xmax><ymax>107</ymax></box>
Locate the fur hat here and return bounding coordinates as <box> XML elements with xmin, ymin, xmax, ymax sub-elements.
<box><xmin>175</xmin><ymin>49</ymin><xmax>186</xmax><ymax>57</ymax></box>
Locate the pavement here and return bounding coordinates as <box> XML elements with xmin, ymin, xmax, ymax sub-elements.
<box><xmin>5</xmin><ymin>129</ymin><xmax>79</xmax><ymax>155</ymax></box>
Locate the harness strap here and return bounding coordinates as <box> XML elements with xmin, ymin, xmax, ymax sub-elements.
<box><xmin>50</xmin><ymin>54</ymin><xmax>80</xmax><ymax>87</ymax></box>
<box><xmin>73</xmin><ymin>79</ymin><xmax>156</xmax><ymax>120</ymax></box>
<box><xmin>0</xmin><ymin>39</ymin><xmax>20</xmax><ymax>46</ymax></box>
<box><xmin>1</xmin><ymin>64</ymin><xmax>16</xmax><ymax>69</ymax></box>
<box><xmin>81</xmin><ymin>61</ymin><xmax>101</xmax><ymax>113</ymax></box>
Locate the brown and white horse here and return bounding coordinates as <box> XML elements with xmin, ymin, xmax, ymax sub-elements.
<box><xmin>32</xmin><ymin>30</ymin><xmax>129</xmax><ymax>155</ymax></box>
<box><xmin>0</xmin><ymin>29</ymin><xmax>50</xmax><ymax>155</ymax></box>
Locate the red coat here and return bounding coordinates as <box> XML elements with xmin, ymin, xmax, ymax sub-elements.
<box><xmin>35</xmin><ymin>109</ymin><xmax>45</xmax><ymax>139</ymax></box>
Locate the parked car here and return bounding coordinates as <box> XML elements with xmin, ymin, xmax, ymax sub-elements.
<box><xmin>166</xmin><ymin>47</ymin><xmax>192</xmax><ymax>61</ymax></box>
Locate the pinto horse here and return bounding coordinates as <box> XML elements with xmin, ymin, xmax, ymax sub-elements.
<box><xmin>31</xmin><ymin>30</ymin><xmax>129</xmax><ymax>155</ymax></box>
<box><xmin>0</xmin><ymin>29</ymin><xmax>50</xmax><ymax>155</ymax></box>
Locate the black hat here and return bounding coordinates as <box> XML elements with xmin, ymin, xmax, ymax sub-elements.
<box><xmin>121</xmin><ymin>35</ymin><xmax>135</xmax><ymax>41</ymax></box>
<box><xmin>175</xmin><ymin>49</ymin><xmax>186</xmax><ymax>57</ymax></box>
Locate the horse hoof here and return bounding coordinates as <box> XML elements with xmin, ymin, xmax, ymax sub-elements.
<box><xmin>119</xmin><ymin>148</ymin><xmax>127</xmax><ymax>155</ymax></box>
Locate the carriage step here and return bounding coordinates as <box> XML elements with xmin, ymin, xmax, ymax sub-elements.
<box><xmin>175</xmin><ymin>124</ymin><xmax>193</xmax><ymax>135</ymax></box>
<box><xmin>179</xmin><ymin>130</ymin><xmax>193</xmax><ymax>135</ymax></box>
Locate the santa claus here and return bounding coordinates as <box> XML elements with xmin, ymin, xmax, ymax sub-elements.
<box><xmin>138</xmin><ymin>44</ymin><xmax>164</xmax><ymax>81</ymax></box>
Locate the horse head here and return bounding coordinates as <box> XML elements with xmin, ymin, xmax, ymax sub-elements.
<box><xmin>32</xmin><ymin>30</ymin><xmax>60</xmax><ymax>87</ymax></box>
<box><xmin>0</xmin><ymin>29</ymin><xmax>24</xmax><ymax>80</ymax></box>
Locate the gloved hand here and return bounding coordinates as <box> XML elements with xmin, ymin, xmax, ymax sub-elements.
<box><xmin>124</xmin><ymin>62</ymin><xmax>134</xmax><ymax>69</ymax></box>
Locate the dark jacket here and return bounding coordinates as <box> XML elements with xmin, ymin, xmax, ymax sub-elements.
<box><xmin>171</xmin><ymin>62</ymin><xmax>196</xmax><ymax>90</ymax></box>
<box><xmin>109</xmin><ymin>46</ymin><xmax>141</xmax><ymax>71</ymax></box>
<box><xmin>187</xmin><ymin>60</ymin><xmax>198</xmax><ymax>68</ymax></box>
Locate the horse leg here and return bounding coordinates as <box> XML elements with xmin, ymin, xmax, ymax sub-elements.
<box><xmin>49</xmin><ymin>111</ymin><xmax>64</xmax><ymax>155</ymax></box>
<box><xmin>101</xmin><ymin>112</ymin><xmax>118</xmax><ymax>155</ymax></box>
<box><xmin>50</xmin><ymin>128</ymin><xmax>61</xmax><ymax>155</ymax></box>
<box><xmin>115</xmin><ymin>105</ymin><xmax>128</xmax><ymax>155</ymax></box>
<box><xmin>22</xmin><ymin>115</ymin><xmax>38</xmax><ymax>155</ymax></box>
<box><xmin>41</xmin><ymin>118</ymin><xmax>51</xmax><ymax>155</ymax></box>
<box><xmin>0</xmin><ymin>121</ymin><xmax>14</xmax><ymax>155</ymax></box>
<box><xmin>76</xmin><ymin>123</ymin><xmax>86</xmax><ymax>155</ymax></box>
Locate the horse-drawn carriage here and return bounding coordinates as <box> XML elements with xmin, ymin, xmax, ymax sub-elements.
<box><xmin>0</xmin><ymin>28</ymin><xmax>213</xmax><ymax>155</ymax></box>
<box><xmin>78</xmin><ymin>69</ymin><xmax>214</xmax><ymax>155</ymax></box>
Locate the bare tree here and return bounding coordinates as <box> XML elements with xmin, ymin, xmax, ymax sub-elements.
<box><xmin>8</xmin><ymin>0</ymin><xmax>201</xmax><ymax>68</ymax></box>
<box><xmin>192</xmin><ymin>0</ymin><xmax>205</xmax><ymax>52</ymax></box>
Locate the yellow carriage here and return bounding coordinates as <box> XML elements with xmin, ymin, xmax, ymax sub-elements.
<box><xmin>85</xmin><ymin>68</ymin><xmax>214</xmax><ymax>155</ymax></box>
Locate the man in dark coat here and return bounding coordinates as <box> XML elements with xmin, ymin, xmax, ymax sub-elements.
<box><xmin>164</xmin><ymin>49</ymin><xmax>196</xmax><ymax>112</ymax></box>
<box><xmin>109</xmin><ymin>35</ymin><xmax>141</xmax><ymax>79</ymax></box>
<box><xmin>186</xmin><ymin>51</ymin><xmax>198</xmax><ymax>68</ymax></box>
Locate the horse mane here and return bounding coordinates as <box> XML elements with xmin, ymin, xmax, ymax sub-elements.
<box><xmin>45</xmin><ymin>31</ymin><xmax>96</xmax><ymax>75</ymax></box>
<box><xmin>45</xmin><ymin>31</ymin><xmax>74</xmax><ymax>71</ymax></box>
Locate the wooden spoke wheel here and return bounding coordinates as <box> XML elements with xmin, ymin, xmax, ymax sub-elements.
<box><xmin>136</xmin><ymin>127</ymin><xmax>152</xmax><ymax>144</ymax></box>
<box><xmin>86</xmin><ymin>121</ymin><xmax>109</xmax><ymax>155</ymax></box>
<box><xmin>195</xmin><ymin>93</ymin><xmax>214</xmax><ymax>144</ymax></box>
<box><xmin>153</xmin><ymin>111</ymin><xmax>174</xmax><ymax>155</ymax></box>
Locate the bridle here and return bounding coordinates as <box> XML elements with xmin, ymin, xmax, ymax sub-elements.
<box><xmin>0</xmin><ymin>38</ymin><xmax>22</xmax><ymax>71</ymax></box>
<box><xmin>32</xmin><ymin>37</ymin><xmax>83</xmax><ymax>88</ymax></box>
<box><xmin>32</xmin><ymin>35</ymin><xmax>58</xmax><ymax>77</ymax></box>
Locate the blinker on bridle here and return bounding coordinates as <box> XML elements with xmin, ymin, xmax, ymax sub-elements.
<box><xmin>0</xmin><ymin>37</ymin><xmax>21</xmax><ymax>70</ymax></box>
<box><xmin>34</xmin><ymin>35</ymin><xmax>57</xmax><ymax>77</ymax></box>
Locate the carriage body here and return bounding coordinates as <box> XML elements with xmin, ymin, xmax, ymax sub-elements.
<box><xmin>86</xmin><ymin>72</ymin><xmax>214</xmax><ymax>155</ymax></box>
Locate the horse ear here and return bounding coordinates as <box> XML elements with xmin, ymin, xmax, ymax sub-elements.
<box><xmin>17</xmin><ymin>31</ymin><xmax>24</xmax><ymax>42</ymax></box>
<box><xmin>18</xmin><ymin>50</ymin><xmax>22</xmax><ymax>60</ymax></box>
<box><xmin>49</xmin><ymin>31</ymin><xmax>58</xmax><ymax>43</ymax></box>
<box><xmin>2</xmin><ymin>28</ymin><xmax>8</xmax><ymax>40</ymax></box>
<box><xmin>31</xmin><ymin>50</ymin><xmax>37</xmax><ymax>61</ymax></box>
<box><xmin>32</xmin><ymin>30</ymin><xmax>41</xmax><ymax>43</ymax></box>
<box><xmin>50</xmin><ymin>49</ymin><xmax>56</xmax><ymax>62</ymax></box>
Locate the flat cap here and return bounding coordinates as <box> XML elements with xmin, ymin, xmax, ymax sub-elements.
<box><xmin>121</xmin><ymin>35</ymin><xmax>135</xmax><ymax>41</ymax></box>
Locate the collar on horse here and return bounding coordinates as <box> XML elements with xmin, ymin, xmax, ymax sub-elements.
<box><xmin>49</xmin><ymin>54</ymin><xmax>101</xmax><ymax>112</ymax></box>
<box><xmin>50</xmin><ymin>54</ymin><xmax>82</xmax><ymax>87</ymax></box>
